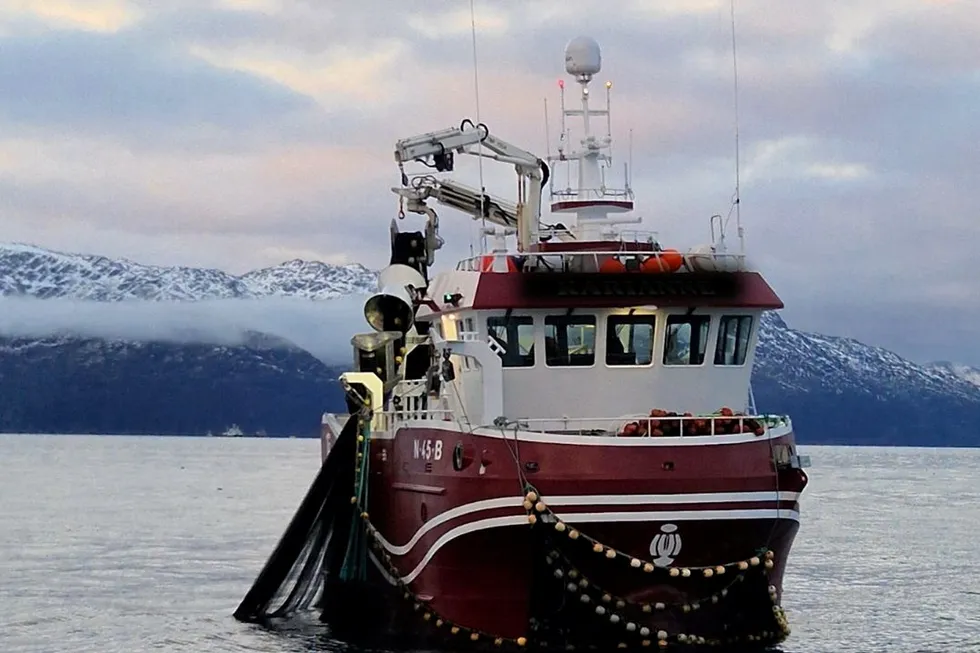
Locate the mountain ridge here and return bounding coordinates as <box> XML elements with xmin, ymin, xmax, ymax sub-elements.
<box><xmin>1</xmin><ymin>242</ymin><xmax>978</xmax><ymax>446</ymax></box>
<box><xmin>0</xmin><ymin>242</ymin><xmax>378</xmax><ymax>301</ymax></box>
<box><xmin>926</xmin><ymin>360</ymin><xmax>980</xmax><ymax>389</ymax></box>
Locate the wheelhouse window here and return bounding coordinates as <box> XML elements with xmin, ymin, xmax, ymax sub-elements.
<box><xmin>545</xmin><ymin>315</ymin><xmax>596</xmax><ymax>367</ymax></box>
<box><xmin>663</xmin><ymin>314</ymin><xmax>711</xmax><ymax>366</ymax></box>
<box><xmin>486</xmin><ymin>315</ymin><xmax>535</xmax><ymax>367</ymax></box>
<box><xmin>606</xmin><ymin>315</ymin><xmax>656</xmax><ymax>366</ymax></box>
<box><xmin>714</xmin><ymin>315</ymin><xmax>754</xmax><ymax>366</ymax></box>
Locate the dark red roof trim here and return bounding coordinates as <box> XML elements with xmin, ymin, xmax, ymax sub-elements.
<box><xmin>551</xmin><ymin>200</ymin><xmax>635</xmax><ymax>211</ymax></box>
<box><xmin>530</xmin><ymin>240</ymin><xmax>658</xmax><ymax>253</ymax></box>
<box><xmin>470</xmin><ymin>271</ymin><xmax>784</xmax><ymax>310</ymax></box>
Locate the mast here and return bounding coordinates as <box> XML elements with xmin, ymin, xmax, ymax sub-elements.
<box><xmin>547</xmin><ymin>36</ymin><xmax>638</xmax><ymax>241</ymax></box>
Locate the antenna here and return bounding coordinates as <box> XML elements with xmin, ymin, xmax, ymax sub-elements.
<box><xmin>628</xmin><ymin>128</ymin><xmax>633</xmax><ymax>192</ymax></box>
<box><xmin>729</xmin><ymin>0</ymin><xmax>744</xmax><ymax>254</ymax></box>
<box><xmin>469</xmin><ymin>0</ymin><xmax>487</xmax><ymax>254</ymax></box>
<box><xmin>543</xmin><ymin>97</ymin><xmax>552</xmax><ymax>200</ymax></box>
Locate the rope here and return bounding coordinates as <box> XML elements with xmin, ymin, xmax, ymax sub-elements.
<box><xmin>352</xmin><ymin>482</ymin><xmax>790</xmax><ymax>648</ymax></box>
<box><xmin>339</xmin><ymin>410</ymin><xmax>372</xmax><ymax>582</ymax></box>
<box><xmin>338</xmin><ymin>401</ymin><xmax>793</xmax><ymax>646</ymax></box>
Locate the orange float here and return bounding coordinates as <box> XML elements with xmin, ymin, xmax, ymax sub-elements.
<box><xmin>640</xmin><ymin>248</ymin><xmax>684</xmax><ymax>273</ymax></box>
<box><xmin>479</xmin><ymin>255</ymin><xmax>519</xmax><ymax>272</ymax></box>
<box><xmin>632</xmin><ymin>406</ymin><xmax>767</xmax><ymax>436</ymax></box>
<box><xmin>599</xmin><ymin>257</ymin><xmax>627</xmax><ymax>273</ymax></box>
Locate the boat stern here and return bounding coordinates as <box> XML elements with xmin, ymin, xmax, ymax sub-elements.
<box><xmin>320</xmin><ymin>411</ymin><xmax>350</xmax><ymax>461</ymax></box>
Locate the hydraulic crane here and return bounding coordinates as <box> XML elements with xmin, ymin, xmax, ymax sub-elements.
<box><xmin>392</xmin><ymin>119</ymin><xmax>550</xmax><ymax>263</ymax></box>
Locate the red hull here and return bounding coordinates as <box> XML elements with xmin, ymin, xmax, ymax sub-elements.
<box><xmin>326</xmin><ymin>425</ymin><xmax>807</xmax><ymax>649</ymax></box>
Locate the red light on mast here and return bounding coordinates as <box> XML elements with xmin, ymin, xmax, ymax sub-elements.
<box><xmin>557</xmin><ymin>79</ymin><xmax>564</xmax><ymax>89</ymax></box>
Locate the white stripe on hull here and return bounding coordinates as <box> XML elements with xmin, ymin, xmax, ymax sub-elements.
<box><xmin>392</xmin><ymin>508</ymin><xmax>800</xmax><ymax>584</ymax></box>
<box><xmin>368</xmin><ymin>551</ymin><xmax>399</xmax><ymax>585</ymax></box>
<box><xmin>372</xmin><ymin>491</ymin><xmax>801</xmax><ymax>556</ymax></box>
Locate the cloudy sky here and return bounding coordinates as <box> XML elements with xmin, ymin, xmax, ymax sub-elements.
<box><xmin>0</xmin><ymin>0</ymin><xmax>977</xmax><ymax>366</ymax></box>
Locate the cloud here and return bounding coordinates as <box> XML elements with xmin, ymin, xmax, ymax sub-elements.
<box><xmin>0</xmin><ymin>29</ymin><xmax>328</xmax><ymax>152</ymax></box>
<box><xmin>0</xmin><ymin>0</ymin><xmax>139</xmax><ymax>33</ymax></box>
<box><xmin>0</xmin><ymin>295</ymin><xmax>372</xmax><ymax>366</ymax></box>
<box><xmin>0</xmin><ymin>0</ymin><xmax>979</xmax><ymax>367</ymax></box>
<box><xmin>0</xmin><ymin>133</ymin><xmax>385</xmax><ymax>250</ymax></box>
<box><xmin>740</xmin><ymin>136</ymin><xmax>873</xmax><ymax>184</ymax></box>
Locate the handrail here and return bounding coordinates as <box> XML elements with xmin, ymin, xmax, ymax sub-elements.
<box><xmin>378</xmin><ymin>409</ymin><xmax>459</xmax><ymax>431</ymax></box>
<box><xmin>455</xmin><ymin>250</ymin><xmax>747</xmax><ymax>272</ymax></box>
<box><xmin>550</xmin><ymin>186</ymin><xmax>634</xmax><ymax>200</ymax></box>
<box><xmin>378</xmin><ymin>409</ymin><xmax>791</xmax><ymax>437</ymax></box>
<box><xmin>534</xmin><ymin>227</ymin><xmax>661</xmax><ymax>244</ymax></box>
<box><xmin>514</xmin><ymin>413</ymin><xmax>792</xmax><ymax>437</ymax></box>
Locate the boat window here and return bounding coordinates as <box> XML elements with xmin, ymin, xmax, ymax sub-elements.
<box><xmin>714</xmin><ymin>315</ymin><xmax>753</xmax><ymax>366</ymax></box>
<box><xmin>544</xmin><ymin>315</ymin><xmax>596</xmax><ymax>367</ymax></box>
<box><xmin>663</xmin><ymin>314</ymin><xmax>711</xmax><ymax>366</ymax></box>
<box><xmin>486</xmin><ymin>315</ymin><xmax>535</xmax><ymax>367</ymax></box>
<box><xmin>606</xmin><ymin>315</ymin><xmax>656</xmax><ymax>366</ymax></box>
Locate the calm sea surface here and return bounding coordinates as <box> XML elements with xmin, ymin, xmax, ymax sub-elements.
<box><xmin>1</xmin><ymin>435</ymin><xmax>978</xmax><ymax>653</ymax></box>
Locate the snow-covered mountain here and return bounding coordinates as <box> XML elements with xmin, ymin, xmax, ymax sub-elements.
<box><xmin>750</xmin><ymin>313</ymin><xmax>980</xmax><ymax>446</ymax></box>
<box><xmin>754</xmin><ymin>312</ymin><xmax>980</xmax><ymax>404</ymax></box>
<box><xmin>1</xmin><ymin>242</ymin><xmax>978</xmax><ymax>445</ymax></box>
<box><xmin>926</xmin><ymin>361</ymin><xmax>980</xmax><ymax>389</ymax></box>
<box><xmin>0</xmin><ymin>243</ymin><xmax>378</xmax><ymax>300</ymax></box>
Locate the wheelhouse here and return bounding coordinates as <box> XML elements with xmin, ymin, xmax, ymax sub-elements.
<box><xmin>432</xmin><ymin>304</ymin><xmax>764</xmax><ymax>425</ymax></box>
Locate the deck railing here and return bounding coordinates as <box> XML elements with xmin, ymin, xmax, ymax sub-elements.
<box><xmin>510</xmin><ymin>414</ymin><xmax>791</xmax><ymax>437</ymax></box>
<box><xmin>378</xmin><ymin>408</ymin><xmax>457</xmax><ymax>430</ymax></box>
<box><xmin>549</xmin><ymin>186</ymin><xmax>634</xmax><ymax>201</ymax></box>
<box><xmin>534</xmin><ymin>226</ymin><xmax>660</xmax><ymax>244</ymax></box>
<box><xmin>375</xmin><ymin>409</ymin><xmax>791</xmax><ymax>437</ymax></box>
<box><xmin>455</xmin><ymin>249</ymin><xmax>747</xmax><ymax>273</ymax></box>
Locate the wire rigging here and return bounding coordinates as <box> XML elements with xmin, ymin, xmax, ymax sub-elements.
<box><xmin>469</xmin><ymin>0</ymin><xmax>488</xmax><ymax>254</ymax></box>
<box><xmin>727</xmin><ymin>0</ymin><xmax>743</xmax><ymax>253</ymax></box>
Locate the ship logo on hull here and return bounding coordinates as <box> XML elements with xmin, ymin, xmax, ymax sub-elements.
<box><xmin>649</xmin><ymin>524</ymin><xmax>682</xmax><ymax>567</ymax></box>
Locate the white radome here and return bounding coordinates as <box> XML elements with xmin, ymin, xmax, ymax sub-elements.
<box><xmin>564</xmin><ymin>35</ymin><xmax>601</xmax><ymax>77</ymax></box>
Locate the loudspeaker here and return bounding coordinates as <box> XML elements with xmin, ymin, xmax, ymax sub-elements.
<box><xmin>363</xmin><ymin>264</ymin><xmax>427</xmax><ymax>333</ymax></box>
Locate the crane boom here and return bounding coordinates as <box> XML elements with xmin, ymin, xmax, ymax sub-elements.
<box><xmin>393</xmin><ymin>178</ymin><xmax>517</xmax><ymax>230</ymax></box>
<box><xmin>392</xmin><ymin>120</ymin><xmax>549</xmax><ymax>257</ymax></box>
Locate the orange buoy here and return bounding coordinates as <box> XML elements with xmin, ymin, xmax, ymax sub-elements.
<box><xmin>640</xmin><ymin>255</ymin><xmax>667</xmax><ymax>273</ymax></box>
<box><xmin>479</xmin><ymin>255</ymin><xmax>519</xmax><ymax>272</ymax></box>
<box><xmin>599</xmin><ymin>257</ymin><xmax>627</xmax><ymax>273</ymax></box>
<box><xmin>660</xmin><ymin>248</ymin><xmax>684</xmax><ymax>272</ymax></box>
<box><xmin>640</xmin><ymin>248</ymin><xmax>683</xmax><ymax>273</ymax></box>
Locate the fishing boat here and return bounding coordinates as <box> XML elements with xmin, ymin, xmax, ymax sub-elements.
<box><xmin>236</xmin><ymin>35</ymin><xmax>811</xmax><ymax>651</ymax></box>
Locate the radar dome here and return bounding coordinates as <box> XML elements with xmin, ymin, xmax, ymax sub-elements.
<box><xmin>564</xmin><ymin>36</ymin><xmax>601</xmax><ymax>77</ymax></box>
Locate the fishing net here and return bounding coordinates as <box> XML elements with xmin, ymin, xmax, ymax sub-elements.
<box><xmin>233</xmin><ymin>413</ymin><xmax>358</xmax><ymax>622</ymax></box>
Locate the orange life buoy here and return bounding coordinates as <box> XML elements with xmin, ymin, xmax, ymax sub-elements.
<box><xmin>479</xmin><ymin>255</ymin><xmax>519</xmax><ymax>272</ymax></box>
<box><xmin>641</xmin><ymin>248</ymin><xmax>683</xmax><ymax>273</ymax></box>
<box><xmin>599</xmin><ymin>258</ymin><xmax>627</xmax><ymax>273</ymax></box>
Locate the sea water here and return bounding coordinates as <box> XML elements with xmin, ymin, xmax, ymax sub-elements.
<box><xmin>0</xmin><ymin>435</ymin><xmax>977</xmax><ymax>653</ymax></box>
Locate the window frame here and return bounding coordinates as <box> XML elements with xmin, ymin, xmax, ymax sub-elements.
<box><xmin>486</xmin><ymin>314</ymin><xmax>536</xmax><ymax>368</ymax></box>
<box><xmin>605</xmin><ymin>314</ymin><xmax>657</xmax><ymax>367</ymax></box>
<box><xmin>543</xmin><ymin>314</ymin><xmax>597</xmax><ymax>368</ymax></box>
<box><xmin>713</xmin><ymin>314</ymin><xmax>754</xmax><ymax>367</ymax></box>
<box><xmin>662</xmin><ymin>314</ymin><xmax>712</xmax><ymax>367</ymax></box>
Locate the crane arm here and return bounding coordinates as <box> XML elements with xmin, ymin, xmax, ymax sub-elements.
<box><xmin>392</xmin><ymin>119</ymin><xmax>549</xmax><ymax>255</ymax></box>
<box><xmin>393</xmin><ymin>120</ymin><xmax>543</xmax><ymax>174</ymax></box>
<box><xmin>393</xmin><ymin>177</ymin><xmax>518</xmax><ymax>230</ymax></box>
